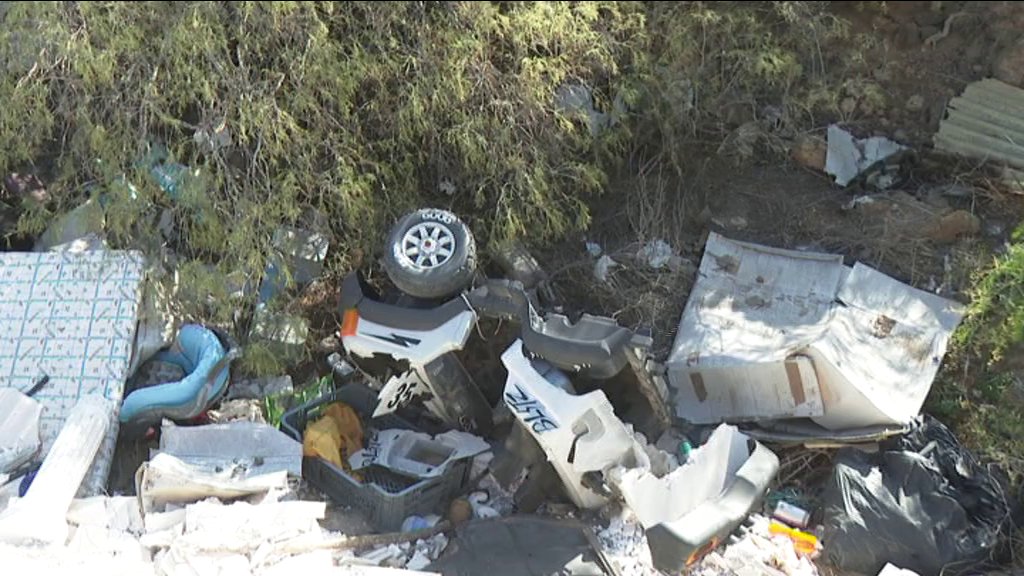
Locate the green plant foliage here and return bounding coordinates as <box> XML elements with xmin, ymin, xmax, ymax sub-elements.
<box><xmin>953</xmin><ymin>235</ymin><xmax>1024</xmax><ymax>367</ymax></box>
<box><xmin>0</xmin><ymin>1</ymin><xmax>855</xmax><ymax>375</ymax></box>
<box><xmin>636</xmin><ymin>1</ymin><xmax>850</xmax><ymax>171</ymax></box>
<box><xmin>264</xmin><ymin>373</ymin><xmax>331</xmax><ymax>429</ymax></box>
<box><xmin>0</xmin><ymin>2</ymin><xmax>642</xmax><ymax>272</ymax></box>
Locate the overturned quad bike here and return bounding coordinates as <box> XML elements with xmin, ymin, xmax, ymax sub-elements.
<box><xmin>338</xmin><ymin>208</ymin><xmax>778</xmax><ymax>572</ymax></box>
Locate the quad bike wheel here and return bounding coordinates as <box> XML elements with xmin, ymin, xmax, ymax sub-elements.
<box><xmin>382</xmin><ymin>208</ymin><xmax>477</xmax><ymax>300</ymax></box>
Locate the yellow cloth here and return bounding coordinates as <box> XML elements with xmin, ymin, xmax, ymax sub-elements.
<box><xmin>303</xmin><ymin>402</ymin><xmax>364</xmax><ymax>472</ymax></box>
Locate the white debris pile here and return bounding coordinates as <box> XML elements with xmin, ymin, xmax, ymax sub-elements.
<box><xmin>637</xmin><ymin>239</ymin><xmax>675</xmax><ymax>270</ymax></box>
<box><xmin>1</xmin><ymin>494</ymin><xmax>344</xmax><ymax>576</ymax></box>
<box><xmin>473</xmin><ymin>472</ymin><xmax>516</xmax><ymax>517</ymax></box>
<box><xmin>596</xmin><ymin>511</ymin><xmax>660</xmax><ymax>576</ymax></box>
<box><xmin>344</xmin><ymin>534</ymin><xmax>449</xmax><ymax>571</ymax></box>
<box><xmin>690</xmin><ymin>515</ymin><xmax>818</xmax><ymax>576</ymax></box>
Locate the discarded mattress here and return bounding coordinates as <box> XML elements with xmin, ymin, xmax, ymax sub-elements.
<box><xmin>667</xmin><ymin>233</ymin><xmax>964</xmax><ymax>430</ymax></box>
<box><xmin>0</xmin><ymin>250</ymin><xmax>146</xmax><ymax>494</ymax></box>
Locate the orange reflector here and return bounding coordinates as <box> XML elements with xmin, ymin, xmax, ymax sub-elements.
<box><xmin>686</xmin><ymin>538</ymin><xmax>720</xmax><ymax>566</ymax></box>
<box><xmin>341</xmin><ymin>309</ymin><xmax>359</xmax><ymax>337</ymax></box>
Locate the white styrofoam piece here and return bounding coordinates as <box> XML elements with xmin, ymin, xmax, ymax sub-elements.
<box><xmin>0</xmin><ymin>396</ymin><xmax>112</xmax><ymax>545</ymax></box>
<box><xmin>0</xmin><ymin>387</ymin><xmax>42</xmax><ymax>473</ymax></box>
<box><xmin>667</xmin><ymin>233</ymin><xmax>964</xmax><ymax>429</ymax></box>
<box><xmin>0</xmin><ymin>250</ymin><xmax>145</xmax><ymax>494</ymax></box>
<box><xmin>67</xmin><ymin>496</ymin><xmax>145</xmax><ymax>535</ymax></box>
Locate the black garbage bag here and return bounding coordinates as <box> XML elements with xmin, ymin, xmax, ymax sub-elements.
<box><xmin>822</xmin><ymin>415</ymin><xmax>1008</xmax><ymax>576</ymax></box>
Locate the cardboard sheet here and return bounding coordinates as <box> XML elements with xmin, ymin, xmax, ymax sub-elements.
<box><xmin>668</xmin><ymin>233</ymin><xmax>964</xmax><ymax>429</ymax></box>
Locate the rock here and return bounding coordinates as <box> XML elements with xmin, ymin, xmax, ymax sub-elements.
<box><xmin>728</xmin><ymin>216</ymin><xmax>748</xmax><ymax>230</ymax></box>
<box><xmin>994</xmin><ymin>39</ymin><xmax>1024</xmax><ymax>87</ymax></box>
<box><xmin>638</xmin><ymin>239</ymin><xmax>675</xmax><ymax>269</ymax></box>
<box><xmin>893</xmin><ymin>22</ymin><xmax>921</xmax><ymax>50</ymax></box>
<box><xmin>918</xmin><ymin>25</ymin><xmax>941</xmax><ymax>41</ymax></box>
<box><xmin>928</xmin><ymin>210</ymin><xmax>981</xmax><ymax>243</ymax></box>
<box><xmin>893</xmin><ymin>129</ymin><xmax>910</xmax><ymax>142</ymax></box>
<box><xmin>905</xmin><ymin>94</ymin><xmax>925</xmax><ymax>112</ymax></box>
<box><xmin>791</xmin><ymin>135</ymin><xmax>827</xmax><ymax>171</ymax></box>
<box><xmin>318</xmin><ymin>335</ymin><xmax>342</xmax><ymax>352</ymax></box>
<box><xmin>448</xmin><ymin>498</ymin><xmax>473</xmax><ymax>525</ymax></box>
<box><xmin>667</xmin><ymin>256</ymin><xmax>697</xmax><ymax>276</ymax></box>
<box><xmin>914</xmin><ymin>8</ymin><xmax>947</xmax><ymax>28</ymax></box>
<box><xmin>3</xmin><ymin>173</ymin><xmax>50</xmax><ymax>205</ymax></box>
<box><xmin>986</xmin><ymin>222</ymin><xmax>1007</xmax><ymax>238</ymax></box>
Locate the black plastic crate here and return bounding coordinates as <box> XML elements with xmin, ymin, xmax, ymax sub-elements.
<box><xmin>280</xmin><ymin>383</ymin><xmax>471</xmax><ymax>531</ymax></box>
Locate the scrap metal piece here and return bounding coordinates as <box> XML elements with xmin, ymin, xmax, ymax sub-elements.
<box><xmin>935</xmin><ymin>78</ymin><xmax>1024</xmax><ymax>191</ymax></box>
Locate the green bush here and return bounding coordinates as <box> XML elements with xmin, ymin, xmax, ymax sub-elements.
<box><xmin>0</xmin><ymin>1</ymin><xmax>643</xmax><ymax>301</ymax></box>
<box><xmin>0</xmin><ymin>1</ymin><xmax>851</xmax><ymax>371</ymax></box>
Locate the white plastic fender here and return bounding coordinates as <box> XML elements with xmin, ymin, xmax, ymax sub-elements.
<box><xmin>500</xmin><ymin>339</ymin><xmax>640</xmax><ymax>509</ymax></box>
<box><xmin>343</xmin><ymin>309</ymin><xmax>477</xmax><ymax>367</ymax></box>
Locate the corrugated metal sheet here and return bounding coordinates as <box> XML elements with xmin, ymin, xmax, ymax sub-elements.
<box><xmin>935</xmin><ymin>78</ymin><xmax>1024</xmax><ymax>188</ymax></box>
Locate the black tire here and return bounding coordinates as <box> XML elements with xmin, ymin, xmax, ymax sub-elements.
<box><xmin>382</xmin><ymin>208</ymin><xmax>477</xmax><ymax>300</ymax></box>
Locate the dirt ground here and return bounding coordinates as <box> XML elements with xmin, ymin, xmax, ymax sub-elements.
<box><xmin>530</xmin><ymin>1</ymin><xmax>1024</xmax><ymax>362</ymax></box>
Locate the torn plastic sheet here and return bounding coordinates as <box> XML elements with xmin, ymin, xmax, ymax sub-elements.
<box><xmin>0</xmin><ymin>388</ymin><xmax>42</xmax><ymax>474</ymax></box>
<box><xmin>825</xmin><ymin>124</ymin><xmax>907</xmax><ymax>187</ymax></box>
<box><xmin>157</xmin><ymin>419</ymin><xmax>302</xmax><ymax>477</ymax></box>
<box><xmin>349</xmin><ymin>429</ymin><xmax>489</xmax><ymax>479</ymax></box>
